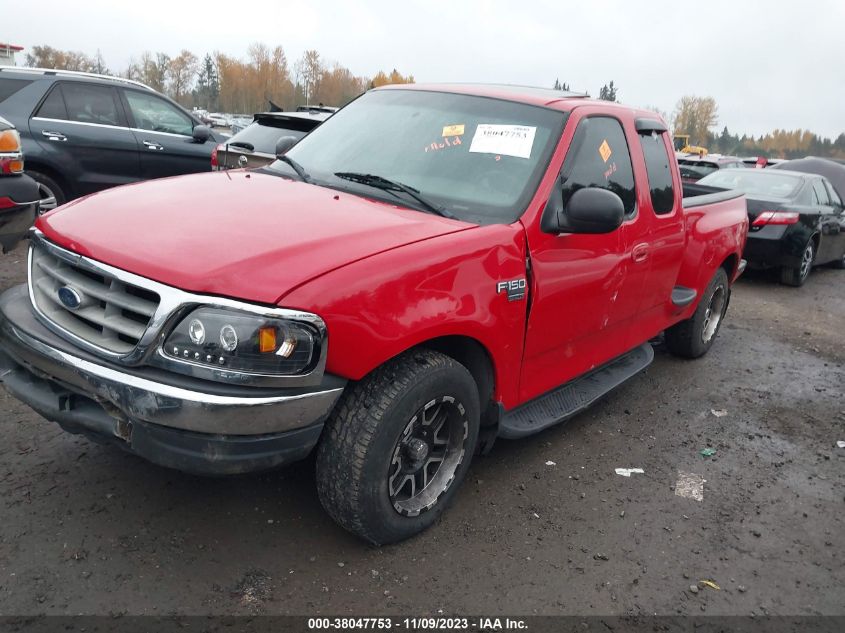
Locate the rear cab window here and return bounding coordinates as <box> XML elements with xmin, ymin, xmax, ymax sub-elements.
<box><xmin>638</xmin><ymin>130</ymin><xmax>675</xmax><ymax>214</ymax></box>
<box><xmin>559</xmin><ymin>116</ymin><xmax>636</xmax><ymax>217</ymax></box>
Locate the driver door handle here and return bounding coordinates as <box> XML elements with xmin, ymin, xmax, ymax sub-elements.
<box><xmin>42</xmin><ymin>130</ymin><xmax>67</xmax><ymax>142</ymax></box>
<box><xmin>143</xmin><ymin>140</ymin><xmax>165</xmax><ymax>151</ymax></box>
<box><xmin>632</xmin><ymin>243</ymin><xmax>649</xmax><ymax>263</ymax></box>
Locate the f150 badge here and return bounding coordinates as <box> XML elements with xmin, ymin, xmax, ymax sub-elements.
<box><xmin>497</xmin><ymin>278</ymin><xmax>527</xmax><ymax>302</ymax></box>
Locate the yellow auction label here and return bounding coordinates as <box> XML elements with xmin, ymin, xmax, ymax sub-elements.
<box><xmin>599</xmin><ymin>139</ymin><xmax>612</xmax><ymax>162</ymax></box>
<box><xmin>442</xmin><ymin>124</ymin><xmax>465</xmax><ymax>137</ymax></box>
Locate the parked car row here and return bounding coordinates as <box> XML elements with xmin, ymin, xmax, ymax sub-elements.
<box><xmin>696</xmin><ymin>162</ymin><xmax>845</xmax><ymax>284</ymax></box>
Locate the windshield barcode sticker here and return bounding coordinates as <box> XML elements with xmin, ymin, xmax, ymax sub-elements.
<box><xmin>469</xmin><ymin>124</ymin><xmax>537</xmax><ymax>159</ymax></box>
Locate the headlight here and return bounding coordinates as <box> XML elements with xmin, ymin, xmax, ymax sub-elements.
<box><xmin>163</xmin><ymin>307</ymin><xmax>317</xmax><ymax>376</ymax></box>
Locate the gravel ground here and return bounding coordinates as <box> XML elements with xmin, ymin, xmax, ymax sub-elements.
<box><xmin>0</xmin><ymin>246</ymin><xmax>842</xmax><ymax>617</ymax></box>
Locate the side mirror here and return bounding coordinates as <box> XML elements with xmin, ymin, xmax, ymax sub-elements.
<box><xmin>275</xmin><ymin>136</ymin><xmax>298</xmax><ymax>158</ymax></box>
<box><xmin>192</xmin><ymin>125</ymin><xmax>211</xmax><ymax>143</ymax></box>
<box><xmin>542</xmin><ymin>186</ymin><xmax>625</xmax><ymax>234</ymax></box>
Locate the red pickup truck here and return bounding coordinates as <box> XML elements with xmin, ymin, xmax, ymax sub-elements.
<box><xmin>0</xmin><ymin>84</ymin><xmax>748</xmax><ymax>544</ymax></box>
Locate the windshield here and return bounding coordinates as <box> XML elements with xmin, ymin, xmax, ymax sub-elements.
<box><xmin>699</xmin><ymin>169</ymin><xmax>803</xmax><ymax>199</ymax></box>
<box><xmin>269</xmin><ymin>89</ymin><xmax>567</xmax><ymax>224</ymax></box>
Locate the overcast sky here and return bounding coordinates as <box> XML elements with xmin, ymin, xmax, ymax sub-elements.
<box><xmin>6</xmin><ymin>0</ymin><xmax>844</xmax><ymax>138</ymax></box>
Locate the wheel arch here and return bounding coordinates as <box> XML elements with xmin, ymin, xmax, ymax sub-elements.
<box><xmin>420</xmin><ymin>335</ymin><xmax>496</xmax><ymax>413</ymax></box>
<box><xmin>24</xmin><ymin>160</ymin><xmax>73</xmax><ymax>200</ymax></box>
<box><xmin>719</xmin><ymin>253</ymin><xmax>739</xmax><ymax>280</ymax></box>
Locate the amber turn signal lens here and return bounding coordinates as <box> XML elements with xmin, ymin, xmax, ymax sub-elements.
<box><xmin>0</xmin><ymin>129</ymin><xmax>21</xmax><ymax>152</ymax></box>
<box><xmin>258</xmin><ymin>326</ymin><xmax>277</xmax><ymax>353</ymax></box>
<box><xmin>0</xmin><ymin>157</ymin><xmax>24</xmax><ymax>174</ymax></box>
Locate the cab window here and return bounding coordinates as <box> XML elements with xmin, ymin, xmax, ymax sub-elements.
<box><xmin>639</xmin><ymin>130</ymin><xmax>675</xmax><ymax>214</ymax></box>
<box><xmin>560</xmin><ymin>116</ymin><xmax>636</xmax><ymax>216</ymax></box>
<box><xmin>125</xmin><ymin>90</ymin><xmax>193</xmax><ymax>136</ymax></box>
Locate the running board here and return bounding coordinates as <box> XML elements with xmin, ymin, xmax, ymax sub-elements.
<box><xmin>499</xmin><ymin>343</ymin><xmax>654</xmax><ymax>439</ymax></box>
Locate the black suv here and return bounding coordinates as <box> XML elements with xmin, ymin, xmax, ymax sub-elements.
<box><xmin>0</xmin><ymin>67</ymin><xmax>226</xmax><ymax>210</ymax></box>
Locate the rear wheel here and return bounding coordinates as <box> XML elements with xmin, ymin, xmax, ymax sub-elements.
<box><xmin>780</xmin><ymin>240</ymin><xmax>814</xmax><ymax>286</ymax></box>
<box><xmin>315</xmin><ymin>349</ymin><xmax>480</xmax><ymax>545</ymax></box>
<box><xmin>831</xmin><ymin>249</ymin><xmax>845</xmax><ymax>270</ymax></box>
<box><xmin>27</xmin><ymin>171</ymin><xmax>66</xmax><ymax>213</ymax></box>
<box><xmin>665</xmin><ymin>268</ymin><xmax>729</xmax><ymax>359</ymax></box>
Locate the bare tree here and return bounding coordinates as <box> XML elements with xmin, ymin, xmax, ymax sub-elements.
<box><xmin>296</xmin><ymin>49</ymin><xmax>323</xmax><ymax>104</ymax></box>
<box><xmin>168</xmin><ymin>50</ymin><xmax>198</xmax><ymax>103</ymax></box>
<box><xmin>672</xmin><ymin>96</ymin><xmax>719</xmax><ymax>146</ymax></box>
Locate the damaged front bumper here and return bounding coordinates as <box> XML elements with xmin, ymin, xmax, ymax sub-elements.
<box><xmin>0</xmin><ymin>285</ymin><xmax>345</xmax><ymax>475</ymax></box>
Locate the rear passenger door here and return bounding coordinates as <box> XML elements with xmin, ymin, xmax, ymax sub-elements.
<box><xmin>121</xmin><ymin>88</ymin><xmax>212</xmax><ymax>179</ymax></box>
<box><xmin>626</xmin><ymin>125</ymin><xmax>685</xmax><ymax>345</ymax></box>
<box><xmin>29</xmin><ymin>82</ymin><xmax>140</xmax><ymax>195</ymax></box>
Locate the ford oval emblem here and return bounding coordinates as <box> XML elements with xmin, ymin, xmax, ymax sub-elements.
<box><xmin>57</xmin><ymin>286</ymin><xmax>82</xmax><ymax>310</ymax></box>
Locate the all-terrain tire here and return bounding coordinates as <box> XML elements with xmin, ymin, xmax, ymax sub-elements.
<box><xmin>665</xmin><ymin>268</ymin><xmax>729</xmax><ymax>359</ymax></box>
<box><xmin>780</xmin><ymin>240</ymin><xmax>814</xmax><ymax>287</ymax></box>
<box><xmin>315</xmin><ymin>349</ymin><xmax>480</xmax><ymax>545</ymax></box>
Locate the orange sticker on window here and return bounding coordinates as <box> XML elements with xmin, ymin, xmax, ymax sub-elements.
<box><xmin>599</xmin><ymin>139</ymin><xmax>612</xmax><ymax>162</ymax></box>
<box><xmin>442</xmin><ymin>124</ymin><xmax>465</xmax><ymax>137</ymax></box>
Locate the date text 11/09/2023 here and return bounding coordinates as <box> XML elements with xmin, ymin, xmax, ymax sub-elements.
<box><xmin>307</xmin><ymin>617</ymin><xmax>528</xmax><ymax>630</ymax></box>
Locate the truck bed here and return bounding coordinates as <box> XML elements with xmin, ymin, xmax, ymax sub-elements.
<box><xmin>682</xmin><ymin>182</ymin><xmax>744</xmax><ymax>208</ymax></box>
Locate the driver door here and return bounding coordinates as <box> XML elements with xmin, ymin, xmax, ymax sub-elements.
<box><xmin>519</xmin><ymin>111</ymin><xmax>642</xmax><ymax>403</ymax></box>
<box><xmin>121</xmin><ymin>88</ymin><xmax>212</xmax><ymax>178</ymax></box>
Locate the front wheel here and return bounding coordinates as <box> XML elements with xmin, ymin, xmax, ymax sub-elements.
<box><xmin>665</xmin><ymin>268</ymin><xmax>729</xmax><ymax>359</ymax></box>
<box><xmin>316</xmin><ymin>349</ymin><xmax>480</xmax><ymax>545</ymax></box>
<box><xmin>780</xmin><ymin>240</ymin><xmax>814</xmax><ymax>286</ymax></box>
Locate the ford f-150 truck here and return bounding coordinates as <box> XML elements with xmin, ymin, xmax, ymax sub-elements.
<box><xmin>0</xmin><ymin>84</ymin><xmax>748</xmax><ymax>544</ymax></box>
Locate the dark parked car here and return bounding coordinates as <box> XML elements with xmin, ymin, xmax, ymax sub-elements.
<box><xmin>697</xmin><ymin>168</ymin><xmax>845</xmax><ymax>285</ymax></box>
<box><xmin>0</xmin><ymin>67</ymin><xmax>226</xmax><ymax>211</ymax></box>
<box><xmin>0</xmin><ymin>115</ymin><xmax>38</xmax><ymax>252</ymax></box>
<box><xmin>771</xmin><ymin>156</ymin><xmax>845</xmax><ymax>197</ymax></box>
<box><xmin>677</xmin><ymin>154</ymin><xmax>745</xmax><ymax>183</ymax></box>
<box><xmin>213</xmin><ymin>110</ymin><xmax>331</xmax><ymax>170</ymax></box>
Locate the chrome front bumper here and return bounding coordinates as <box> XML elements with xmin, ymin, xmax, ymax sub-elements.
<box><xmin>0</xmin><ymin>285</ymin><xmax>346</xmax><ymax>473</ymax></box>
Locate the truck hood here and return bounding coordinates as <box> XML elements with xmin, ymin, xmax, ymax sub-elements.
<box><xmin>37</xmin><ymin>171</ymin><xmax>472</xmax><ymax>304</ymax></box>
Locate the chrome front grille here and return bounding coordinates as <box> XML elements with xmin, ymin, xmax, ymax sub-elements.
<box><xmin>30</xmin><ymin>241</ymin><xmax>160</xmax><ymax>354</ymax></box>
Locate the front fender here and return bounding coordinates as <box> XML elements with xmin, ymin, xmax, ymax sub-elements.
<box><xmin>279</xmin><ymin>224</ymin><xmax>528</xmax><ymax>409</ymax></box>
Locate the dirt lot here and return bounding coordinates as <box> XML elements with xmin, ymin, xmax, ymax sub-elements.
<box><xmin>0</xmin><ymin>248</ymin><xmax>842</xmax><ymax>617</ymax></box>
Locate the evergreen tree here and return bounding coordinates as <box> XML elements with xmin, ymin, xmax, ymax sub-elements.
<box><xmin>598</xmin><ymin>81</ymin><xmax>618</xmax><ymax>102</ymax></box>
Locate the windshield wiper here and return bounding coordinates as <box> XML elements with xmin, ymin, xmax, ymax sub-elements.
<box><xmin>277</xmin><ymin>155</ymin><xmax>312</xmax><ymax>183</ymax></box>
<box><xmin>334</xmin><ymin>172</ymin><xmax>456</xmax><ymax>219</ymax></box>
